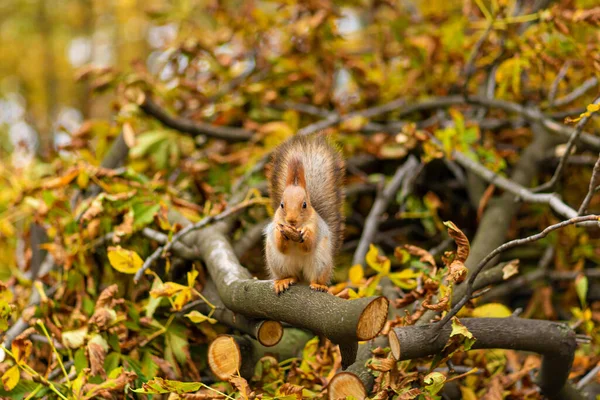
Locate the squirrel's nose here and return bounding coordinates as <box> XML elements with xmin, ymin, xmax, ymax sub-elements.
<box><xmin>287</xmin><ymin>219</ymin><xmax>297</xmax><ymax>227</ymax></box>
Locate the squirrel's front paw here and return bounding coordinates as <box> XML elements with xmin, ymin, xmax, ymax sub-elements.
<box><xmin>279</xmin><ymin>224</ymin><xmax>302</xmax><ymax>242</ymax></box>
<box><xmin>309</xmin><ymin>282</ymin><xmax>329</xmax><ymax>293</ymax></box>
<box><xmin>274</xmin><ymin>277</ymin><xmax>297</xmax><ymax>295</ymax></box>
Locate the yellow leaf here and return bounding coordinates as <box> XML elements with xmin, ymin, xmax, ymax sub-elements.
<box><xmin>185</xmin><ymin>310</ymin><xmax>217</xmax><ymax>324</ymax></box>
<box><xmin>172</xmin><ymin>288</ymin><xmax>194</xmax><ymax>311</ymax></box>
<box><xmin>41</xmin><ymin>167</ymin><xmax>80</xmax><ymax>189</ymax></box>
<box><xmin>460</xmin><ymin>385</ymin><xmax>478</xmax><ymax>400</ymax></box>
<box><xmin>365</xmin><ymin>244</ymin><xmax>390</xmax><ymax>274</ymax></box>
<box><xmin>388</xmin><ymin>269</ymin><xmax>420</xmax><ymax>290</ymax></box>
<box><xmin>2</xmin><ymin>365</ymin><xmax>19</xmax><ymax>391</ymax></box>
<box><xmin>348</xmin><ymin>264</ymin><xmax>364</xmax><ymax>285</ymax></box>
<box><xmin>12</xmin><ymin>338</ymin><xmax>32</xmax><ymax>365</ymax></box>
<box><xmin>187</xmin><ymin>269</ymin><xmax>199</xmax><ymax>287</ymax></box>
<box><xmin>150</xmin><ymin>282</ymin><xmax>187</xmax><ymax>298</ymax></box>
<box><xmin>472</xmin><ymin>303</ymin><xmax>512</xmax><ymax>318</ymax></box>
<box><xmin>107</xmin><ymin>246</ymin><xmax>143</xmax><ymax>274</ymax></box>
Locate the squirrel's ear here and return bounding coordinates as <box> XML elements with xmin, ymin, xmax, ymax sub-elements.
<box><xmin>286</xmin><ymin>157</ymin><xmax>306</xmax><ymax>188</ymax></box>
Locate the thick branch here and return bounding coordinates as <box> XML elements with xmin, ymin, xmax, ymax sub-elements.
<box><xmin>208</xmin><ymin>330</ymin><xmax>313</xmax><ymax>380</ymax></box>
<box><xmin>181</xmin><ymin>280</ymin><xmax>283</xmax><ymax>347</ymax></box>
<box><xmin>332</xmin><ymin>318</ymin><xmax>582</xmax><ymax>400</ymax></box>
<box><xmin>169</xmin><ymin>213</ymin><xmax>388</xmax><ymax>367</ymax></box>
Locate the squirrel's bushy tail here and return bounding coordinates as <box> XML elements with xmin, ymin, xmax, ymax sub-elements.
<box><xmin>268</xmin><ymin>134</ymin><xmax>345</xmax><ymax>252</ymax></box>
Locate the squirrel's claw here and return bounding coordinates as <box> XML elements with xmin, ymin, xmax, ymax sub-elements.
<box><xmin>309</xmin><ymin>282</ymin><xmax>329</xmax><ymax>293</ymax></box>
<box><xmin>274</xmin><ymin>277</ymin><xmax>297</xmax><ymax>295</ymax></box>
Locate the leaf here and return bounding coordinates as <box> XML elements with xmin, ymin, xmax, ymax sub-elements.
<box><xmin>388</xmin><ymin>269</ymin><xmax>420</xmax><ymax>290</ymax></box>
<box><xmin>41</xmin><ymin>168</ymin><xmax>80</xmax><ymax>189</ymax></box>
<box><xmin>230</xmin><ymin>376</ymin><xmax>251</xmax><ymax>400</ymax></box>
<box><xmin>443</xmin><ymin>221</ymin><xmax>470</xmax><ymax>263</ymax></box>
<box><xmin>448</xmin><ymin>260</ymin><xmax>467</xmax><ymax>284</ymax></box>
<box><xmin>107</xmin><ymin>246</ymin><xmax>143</xmax><ymax>274</ymax></box>
<box><xmin>2</xmin><ymin>365</ymin><xmax>19</xmax><ymax>391</ymax></box>
<box><xmin>502</xmin><ymin>260</ymin><xmax>519</xmax><ymax>280</ymax></box>
<box><xmin>132</xmin><ymin>203</ymin><xmax>160</xmax><ymax>229</ymax></box>
<box><xmin>565</xmin><ymin>103</ymin><xmax>600</xmax><ymax>124</ymax></box>
<box><xmin>185</xmin><ymin>310</ymin><xmax>217</xmax><ymax>324</ymax></box>
<box><xmin>132</xmin><ymin>377</ymin><xmax>202</xmax><ymax>394</ymax></box>
<box><xmin>424</xmin><ymin>371</ymin><xmax>446</xmax><ymax>395</ymax></box>
<box><xmin>400</xmin><ymin>245</ymin><xmax>436</xmax><ymax>270</ymax></box>
<box><xmin>576</xmin><ymin>274</ymin><xmax>588</xmax><ymax>308</ymax></box>
<box><xmin>62</xmin><ymin>326</ymin><xmax>89</xmax><ymax>349</ymax></box>
<box><xmin>450</xmin><ymin>317</ymin><xmax>476</xmax><ymax>351</ymax></box>
<box><xmin>12</xmin><ymin>338</ymin><xmax>32</xmax><ymax>365</ymax></box>
<box><xmin>365</xmin><ymin>244</ymin><xmax>391</xmax><ymax>274</ymax></box>
<box><xmin>145</xmin><ymin>277</ymin><xmax>164</xmax><ymax>319</ymax></box>
<box><xmin>472</xmin><ymin>303</ymin><xmax>512</xmax><ymax>318</ymax></box>
<box><xmin>150</xmin><ymin>282</ymin><xmax>187</xmax><ymax>298</ymax></box>
<box><xmin>348</xmin><ymin>264</ymin><xmax>364</xmax><ymax>285</ymax></box>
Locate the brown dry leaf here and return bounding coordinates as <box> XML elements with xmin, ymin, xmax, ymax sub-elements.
<box><xmin>279</xmin><ymin>383</ymin><xmax>304</xmax><ymax>399</ymax></box>
<box><xmin>368</xmin><ymin>357</ymin><xmax>396</xmax><ymax>372</ymax></box>
<box><xmin>114</xmin><ymin>211</ymin><xmax>134</xmax><ymax>238</ymax></box>
<box><xmin>477</xmin><ymin>184</ymin><xmax>496</xmax><ymax>221</ymax></box>
<box><xmin>89</xmin><ymin>307</ymin><xmax>117</xmax><ymax>331</ymax></box>
<box><xmin>81</xmin><ymin>196</ymin><xmax>104</xmax><ymax>222</ymax></box>
<box><xmin>96</xmin><ymin>284</ymin><xmax>119</xmax><ymax>308</ymax></box>
<box><xmin>502</xmin><ymin>260</ymin><xmax>519</xmax><ymax>280</ymax></box>
<box><xmin>400</xmin><ymin>245</ymin><xmax>437</xmax><ymax>271</ymax></box>
<box><xmin>229</xmin><ymin>376</ymin><xmax>250</xmax><ymax>400</ymax></box>
<box><xmin>87</xmin><ymin>342</ymin><xmax>106</xmax><ymax>378</ymax></box>
<box><xmin>422</xmin><ymin>293</ymin><xmax>449</xmax><ymax>311</ymax></box>
<box><xmin>41</xmin><ymin>168</ymin><xmax>80</xmax><ymax>189</ymax></box>
<box><xmin>444</xmin><ymin>221</ymin><xmax>470</xmax><ymax>263</ymax></box>
<box><xmin>481</xmin><ymin>376</ymin><xmax>504</xmax><ymax>400</ymax></box>
<box><xmin>449</xmin><ymin>260</ymin><xmax>467</xmax><ymax>283</ymax></box>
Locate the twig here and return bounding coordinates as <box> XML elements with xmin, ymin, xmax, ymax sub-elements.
<box><xmin>134</xmin><ymin>198</ymin><xmax>267</xmax><ymax>282</ymax></box>
<box><xmin>139</xmin><ymin>94</ymin><xmax>253</xmax><ymax>142</ymax></box>
<box><xmin>548</xmin><ymin>61</ymin><xmax>572</xmax><ymax>106</ymax></box>
<box><xmin>437</xmin><ymin>215</ymin><xmax>600</xmax><ymax>329</ymax></box>
<box><xmin>351</xmin><ymin>156</ymin><xmax>420</xmax><ymax>267</ymax></box>
<box><xmin>462</xmin><ymin>20</ymin><xmax>494</xmax><ymax>96</ymax></box>
<box><xmin>552</xmin><ymin>77</ymin><xmax>599</xmax><ymax>108</ymax></box>
<box><xmin>141</xmin><ymin>228</ymin><xmax>198</xmax><ymax>259</ymax></box>
<box><xmin>532</xmin><ymin>95</ymin><xmax>600</xmax><ymax>192</ymax></box>
<box><xmin>576</xmin><ymin>362</ymin><xmax>600</xmax><ymax>390</ymax></box>
<box><xmin>428</xmin><ymin>133</ymin><xmax>579</xmax><ymax>219</ymax></box>
<box><xmin>578</xmin><ymin>152</ymin><xmax>600</xmax><ymax>215</ymax></box>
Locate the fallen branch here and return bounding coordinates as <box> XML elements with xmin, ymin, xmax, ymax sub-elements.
<box><xmin>438</xmin><ymin>215</ymin><xmax>600</xmax><ymax>328</ymax></box>
<box><xmin>169</xmin><ymin>213</ymin><xmax>389</xmax><ymax>368</ymax></box>
<box><xmin>330</xmin><ymin>318</ymin><xmax>583</xmax><ymax>400</ymax></box>
<box><xmin>207</xmin><ymin>329</ymin><xmax>313</xmax><ymax>380</ymax></box>
<box><xmin>180</xmin><ymin>280</ymin><xmax>284</xmax><ymax>347</ymax></box>
<box><xmin>139</xmin><ymin>94</ymin><xmax>254</xmax><ymax>142</ymax></box>
<box><xmin>352</xmin><ymin>156</ymin><xmax>420</xmax><ymax>267</ymax></box>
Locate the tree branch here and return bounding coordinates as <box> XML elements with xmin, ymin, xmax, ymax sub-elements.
<box><xmin>169</xmin><ymin>213</ymin><xmax>389</xmax><ymax>368</ymax></box>
<box><xmin>140</xmin><ymin>94</ymin><xmax>254</xmax><ymax>142</ymax></box>
<box><xmin>352</xmin><ymin>156</ymin><xmax>420</xmax><ymax>267</ymax></box>
<box><xmin>331</xmin><ymin>318</ymin><xmax>583</xmax><ymax>400</ymax></box>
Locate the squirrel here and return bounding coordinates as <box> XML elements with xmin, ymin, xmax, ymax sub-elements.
<box><xmin>264</xmin><ymin>134</ymin><xmax>345</xmax><ymax>295</ymax></box>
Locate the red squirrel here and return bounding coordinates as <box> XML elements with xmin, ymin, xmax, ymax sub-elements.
<box><xmin>264</xmin><ymin>134</ymin><xmax>345</xmax><ymax>294</ymax></box>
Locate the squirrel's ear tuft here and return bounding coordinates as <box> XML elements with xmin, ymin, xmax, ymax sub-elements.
<box><xmin>286</xmin><ymin>157</ymin><xmax>306</xmax><ymax>188</ymax></box>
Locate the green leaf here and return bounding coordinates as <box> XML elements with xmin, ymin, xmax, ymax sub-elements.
<box><xmin>74</xmin><ymin>347</ymin><xmax>89</xmax><ymax>373</ymax></box>
<box><xmin>165</xmin><ymin>324</ymin><xmax>189</xmax><ymax>364</ymax></box>
<box><xmin>424</xmin><ymin>371</ymin><xmax>446</xmax><ymax>395</ymax></box>
<box><xmin>132</xmin><ymin>377</ymin><xmax>201</xmax><ymax>394</ymax></box>
<box><xmin>576</xmin><ymin>275</ymin><xmax>588</xmax><ymax>308</ymax></box>
<box><xmin>132</xmin><ymin>203</ymin><xmax>160</xmax><ymax>229</ymax></box>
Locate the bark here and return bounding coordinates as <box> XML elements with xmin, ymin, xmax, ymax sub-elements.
<box><xmin>332</xmin><ymin>318</ymin><xmax>584</xmax><ymax>400</ymax></box>
<box><xmin>184</xmin><ymin>280</ymin><xmax>283</xmax><ymax>347</ymax></box>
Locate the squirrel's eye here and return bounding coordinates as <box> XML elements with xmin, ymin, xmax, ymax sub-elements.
<box><xmin>280</xmin><ymin>202</ymin><xmax>284</xmax><ymax>209</ymax></box>
<box><xmin>302</xmin><ymin>202</ymin><xmax>307</xmax><ymax>209</ymax></box>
